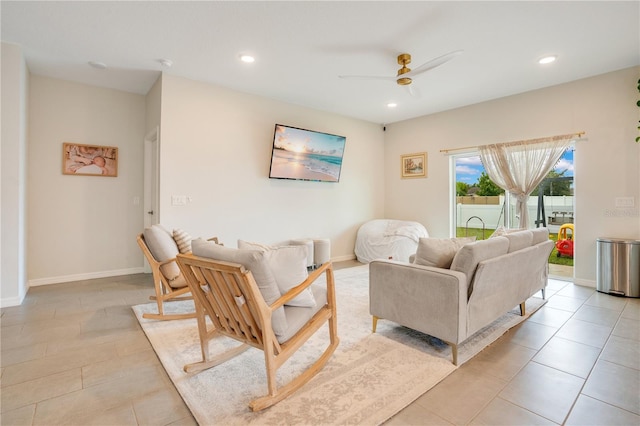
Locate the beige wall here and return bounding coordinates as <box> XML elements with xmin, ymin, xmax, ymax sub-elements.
<box><xmin>3</xmin><ymin>60</ymin><xmax>637</xmax><ymax>306</ymax></box>
<box><xmin>384</xmin><ymin>67</ymin><xmax>640</xmax><ymax>286</ymax></box>
<box><xmin>1</xmin><ymin>43</ymin><xmax>29</xmax><ymax>306</ymax></box>
<box><xmin>27</xmin><ymin>76</ymin><xmax>146</xmax><ymax>284</ymax></box>
<box><xmin>158</xmin><ymin>74</ymin><xmax>385</xmax><ymax>259</ymax></box>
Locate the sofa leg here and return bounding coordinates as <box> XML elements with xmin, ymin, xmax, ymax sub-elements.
<box><xmin>372</xmin><ymin>316</ymin><xmax>378</xmax><ymax>333</ymax></box>
<box><xmin>541</xmin><ymin>287</ymin><xmax>546</xmax><ymax>299</ymax></box>
<box><xmin>519</xmin><ymin>302</ymin><xmax>526</xmax><ymax>316</ymax></box>
<box><xmin>450</xmin><ymin>343</ymin><xmax>458</xmax><ymax>366</ymax></box>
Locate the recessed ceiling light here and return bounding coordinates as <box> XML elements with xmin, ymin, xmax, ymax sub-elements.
<box><xmin>538</xmin><ymin>55</ymin><xmax>557</xmax><ymax>65</ymax></box>
<box><xmin>239</xmin><ymin>54</ymin><xmax>255</xmax><ymax>63</ymax></box>
<box><xmin>88</xmin><ymin>61</ymin><xmax>107</xmax><ymax>70</ymax></box>
<box><xmin>387</xmin><ymin>103</ymin><xmax>397</xmax><ymax>108</ymax></box>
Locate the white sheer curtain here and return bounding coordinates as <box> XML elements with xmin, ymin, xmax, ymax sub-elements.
<box><xmin>479</xmin><ymin>135</ymin><xmax>574</xmax><ymax>228</ymax></box>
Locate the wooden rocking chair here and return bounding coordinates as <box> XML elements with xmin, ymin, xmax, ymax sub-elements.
<box><xmin>176</xmin><ymin>253</ymin><xmax>339</xmax><ymax>411</ymax></box>
<box><xmin>137</xmin><ymin>230</ymin><xmax>219</xmax><ymax>321</ymax></box>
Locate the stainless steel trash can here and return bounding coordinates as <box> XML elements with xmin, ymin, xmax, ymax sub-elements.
<box><xmin>596</xmin><ymin>238</ymin><xmax>640</xmax><ymax>297</ymax></box>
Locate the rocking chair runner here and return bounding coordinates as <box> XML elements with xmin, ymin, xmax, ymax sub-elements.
<box><xmin>176</xmin><ymin>253</ymin><xmax>339</xmax><ymax>411</ymax></box>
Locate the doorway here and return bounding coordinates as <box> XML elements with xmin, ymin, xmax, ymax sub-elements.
<box><xmin>143</xmin><ymin>127</ymin><xmax>160</xmax><ymax>273</ymax></box>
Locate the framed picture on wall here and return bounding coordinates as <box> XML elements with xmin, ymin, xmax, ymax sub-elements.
<box><xmin>401</xmin><ymin>152</ymin><xmax>427</xmax><ymax>178</ymax></box>
<box><xmin>62</xmin><ymin>143</ymin><xmax>118</xmax><ymax>177</ymax></box>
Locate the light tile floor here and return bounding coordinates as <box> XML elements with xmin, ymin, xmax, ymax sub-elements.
<box><xmin>1</xmin><ymin>262</ymin><xmax>638</xmax><ymax>425</ymax></box>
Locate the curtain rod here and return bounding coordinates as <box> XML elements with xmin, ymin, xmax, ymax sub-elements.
<box><xmin>439</xmin><ymin>131</ymin><xmax>585</xmax><ymax>154</ymax></box>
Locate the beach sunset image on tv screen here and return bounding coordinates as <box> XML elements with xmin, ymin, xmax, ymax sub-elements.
<box><xmin>269</xmin><ymin>124</ymin><xmax>346</xmax><ymax>182</ymax></box>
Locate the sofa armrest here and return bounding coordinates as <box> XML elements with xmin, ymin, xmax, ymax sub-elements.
<box><xmin>369</xmin><ymin>260</ymin><xmax>469</xmax><ymax>344</ymax></box>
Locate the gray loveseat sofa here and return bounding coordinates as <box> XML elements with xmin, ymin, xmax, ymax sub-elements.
<box><xmin>369</xmin><ymin>228</ymin><xmax>554</xmax><ymax>364</ymax></box>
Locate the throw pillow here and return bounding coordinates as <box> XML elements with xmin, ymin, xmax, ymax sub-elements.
<box><xmin>238</xmin><ymin>240</ymin><xmax>316</xmax><ymax>307</ymax></box>
<box><xmin>191</xmin><ymin>238</ymin><xmax>288</xmax><ymax>336</ymax></box>
<box><xmin>414</xmin><ymin>237</ymin><xmax>476</xmax><ymax>269</ymax></box>
<box><xmin>489</xmin><ymin>226</ymin><xmax>508</xmax><ymax>238</ymax></box>
<box><xmin>143</xmin><ymin>225</ymin><xmax>181</xmax><ymax>281</ymax></box>
<box><xmin>173</xmin><ymin>228</ymin><xmax>193</xmax><ymax>254</ymax></box>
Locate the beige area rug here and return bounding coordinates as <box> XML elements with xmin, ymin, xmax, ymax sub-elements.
<box><xmin>133</xmin><ymin>265</ymin><xmax>545</xmax><ymax>425</ymax></box>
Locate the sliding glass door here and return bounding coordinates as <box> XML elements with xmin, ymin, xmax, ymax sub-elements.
<box><xmin>451</xmin><ymin>148</ymin><xmax>575</xmax><ymax>279</ymax></box>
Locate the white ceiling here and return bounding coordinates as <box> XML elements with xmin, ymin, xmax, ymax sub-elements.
<box><xmin>2</xmin><ymin>1</ymin><xmax>639</xmax><ymax>124</ymax></box>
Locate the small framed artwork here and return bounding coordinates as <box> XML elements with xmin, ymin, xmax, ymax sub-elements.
<box><xmin>401</xmin><ymin>152</ymin><xmax>427</xmax><ymax>178</ymax></box>
<box><xmin>62</xmin><ymin>143</ymin><xmax>118</xmax><ymax>177</ymax></box>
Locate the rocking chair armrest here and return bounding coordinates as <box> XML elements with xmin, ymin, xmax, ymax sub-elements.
<box><xmin>271</xmin><ymin>262</ymin><xmax>334</xmax><ymax>310</ymax></box>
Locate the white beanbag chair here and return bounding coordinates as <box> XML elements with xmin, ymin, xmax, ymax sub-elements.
<box><xmin>355</xmin><ymin>219</ymin><xmax>428</xmax><ymax>263</ymax></box>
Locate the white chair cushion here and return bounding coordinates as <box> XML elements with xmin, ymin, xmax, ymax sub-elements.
<box><xmin>278</xmin><ymin>284</ymin><xmax>328</xmax><ymax>344</ymax></box>
<box><xmin>143</xmin><ymin>225</ymin><xmax>181</xmax><ymax>282</ymax></box>
<box><xmin>191</xmin><ymin>238</ymin><xmax>288</xmax><ymax>336</ymax></box>
<box><xmin>238</xmin><ymin>240</ymin><xmax>316</xmax><ymax>308</ymax></box>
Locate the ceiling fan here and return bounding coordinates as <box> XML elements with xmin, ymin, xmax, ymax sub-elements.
<box><xmin>339</xmin><ymin>50</ymin><xmax>463</xmax><ymax>88</ymax></box>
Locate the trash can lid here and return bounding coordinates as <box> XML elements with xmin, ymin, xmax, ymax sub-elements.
<box><xmin>597</xmin><ymin>237</ymin><xmax>640</xmax><ymax>244</ymax></box>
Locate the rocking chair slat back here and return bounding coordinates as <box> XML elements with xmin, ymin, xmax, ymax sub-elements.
<box><xmin>179</xmin><ymin>256</ymin><xmax>266</xmax><ymax>348</ymax></box>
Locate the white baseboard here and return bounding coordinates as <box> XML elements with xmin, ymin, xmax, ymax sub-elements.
<box><xmin>1</xmin><ymin>294</ymin><xmax>26</xmax><ymax>308</ymax></box>
<box><xmin>573</xmin><ymin>278</ymin><xmax>596</xmax><ymax>289</ymax></box>
<box><xmin>28</xmin><ymin>267</ymin><xmax>146</xmax><ymax>287</ymax></box>
<box><xmin>331</xmin><ymin>254</ymin><xmax>356</xmax><ymax>263</ymax></box>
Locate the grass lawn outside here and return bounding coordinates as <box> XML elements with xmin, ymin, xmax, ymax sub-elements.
<box><xmin>456</xmin><ymin>227</ymin><xmax>574</xmax><ymax>267</ymax></box>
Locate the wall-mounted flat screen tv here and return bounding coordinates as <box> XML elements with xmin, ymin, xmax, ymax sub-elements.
<box><xmin>269</xmin><ymin>124</ymin><xmax>346</xmax><ymax>182</ymax></box>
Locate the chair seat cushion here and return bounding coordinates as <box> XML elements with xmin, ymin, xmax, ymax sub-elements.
<box><xmin>167</xmin><ymin>273</ymin><xmax>188</xmax><ymax>289</ymax></box>
<box><xmin>278</xmin><ymin>283</ymin><xmax>328</xmax><ymax>344</ymax></box>
<box><xmin>191</xmin><ymin>238</ymin><xmax>288</xmax><ymax>337</ymax></box>
<box><xmin>143</xmin><ymin>225</ymin><xmax>181</xmax><ymax>281</ymax></box>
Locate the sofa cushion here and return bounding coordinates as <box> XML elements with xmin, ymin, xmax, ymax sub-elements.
<box><xmin>143</xmin><ymin>225</ymin><xmax>181</xmax><ymax>282</ymax></box>
<box><xmin>172</xmin><ymin>228</ymin><xmax>193</xmax><ymax>254</ymax></box>
<box><xmin>414</xmin><ymin>237</ymin><xmax>476</xmax><ymax>268</ymax></box>
<box><xmin>450</xmin><ymin>236</ymin><xmax>510</xmax><ymax>297</ymax></box>
<box><xmin>490</xmin><ymin>226</ymin><xmax>526</xmax><ymax>238</ymax></box>
<box><xmin>238</xmin><ymin>240</ymin><xmax>316</xmax><ymax>307</ymax></box>
<box><xmin>530</xmin><ymin>227</ymin><xmax>550</xmax><ymax>245</ymax></box>
<box><xmin>191</xmin><ymin>238</ymin><xmax>288</xmax><ymax>336</ymax></box>
<box><xmin>504</xmin><ymin>230</ymin><xmax>533</xmax><ymax>253</ymax></box>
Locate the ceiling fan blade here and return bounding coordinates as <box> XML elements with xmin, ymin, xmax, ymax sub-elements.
<box><xmin>406</xmin><ymin>84</ymin><xmax>421</xmax><ymax>98</ymax></box>
<box><xmin>338</xmin><ymin>74</ymin><xmax>397</xmax><ymax>81</ymax></box>
<box><xmin>404</xmin><ymin>50</ymin><xmax>463</xmax><ymax>78</ymax></box>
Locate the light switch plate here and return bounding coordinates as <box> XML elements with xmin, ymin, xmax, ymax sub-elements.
<box><xmin>615</xmin><ymin>197</ymin><xmax>635</xmax><ymax>208</ymax></box>
<box><xmin>171</xmin><ymin>195</ymin><xmax>187</xmax><ymax>206</ymax></box>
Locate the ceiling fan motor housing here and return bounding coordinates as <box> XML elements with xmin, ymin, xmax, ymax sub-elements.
<box><xmin>396</xmin><ymin>53</ymin><xmax>412</xmax><ymax>85</ymax></box>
